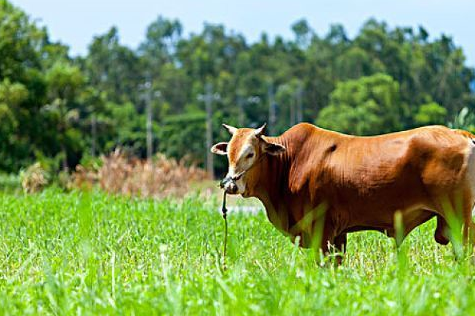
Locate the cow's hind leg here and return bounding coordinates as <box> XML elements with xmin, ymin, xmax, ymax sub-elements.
<box><xmin>434</xmin><ymin>215</ymin><xmax>450</xmax><ymax>245</ymax></box>
<box><xmin>312</xmin><ymin>222</ymin><xmax>347</xmax><ymax>266</ymax></box>
<box><xmin>434</xmin><ymin>191</ymin><xmax>475</xmax><ymax>257</ymax></box>
<box><xmin>321</xmin><ymin>223</ymin><xmax>347</xmax><ymax>266</ymax></box>
<box><xmin>453</xmin><ymin>190</ymin><xmax>475</xmax><ymax>246</ymax></box>
<box><xmin>333</xmin><ymin>233</ymin><xmax>347</xmax><ymax>265</ymax></box>
<box><xmin>462</xmin><ymin>199</ymin><xmax>475</xmax><ymax>246</ymax></box>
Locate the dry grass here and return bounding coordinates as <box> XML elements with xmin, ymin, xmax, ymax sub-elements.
<box><xmin>19</xmin><ymin>162</ymin><xmax>49</xmax><ymax>193</ymax></box>
<box><xmin>73</xmin><ymin>149</ymin><xmax>210</xmax><ymax>198</ymax></box>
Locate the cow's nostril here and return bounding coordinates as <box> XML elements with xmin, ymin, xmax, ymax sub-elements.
<box><xmin>220</xmin><ymin>176</ymin><xmax>232</xmax><ymax>189</ymax></box>
<box><xmin>225</xmin><ymin>181</ymin><xmax>238</xmax><ymax>194</ymax></box>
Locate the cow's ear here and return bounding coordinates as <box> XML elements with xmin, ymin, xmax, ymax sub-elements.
<box><xmin>261</xmin><ymin>138</ymin><xmax>286</xmax><ymax>156</ymax></box>
<box><xmin>211</xmin><ymin>142</ymin><xmax>228</xmax><ymax>155</ymax></box>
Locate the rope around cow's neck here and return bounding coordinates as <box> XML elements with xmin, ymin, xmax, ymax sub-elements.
<box><xmin>221</xmin><ymin>190</ymin><xmax>228</xmax><ymax>271</ymax></box>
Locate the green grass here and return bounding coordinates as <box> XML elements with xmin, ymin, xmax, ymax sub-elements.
<box><xmin>0</xmin><ymin>188</ymin><xmax>474</xmax><ymax>315</ymax></box>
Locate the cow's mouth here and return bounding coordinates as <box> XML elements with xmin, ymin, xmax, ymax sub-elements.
<box><xmin>219</xmin><ymin>177</ymin><xmax>239</xmax><ymax>194</ymax></box>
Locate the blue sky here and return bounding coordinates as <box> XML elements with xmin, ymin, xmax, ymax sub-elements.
<box><xmin>10</xmin><ymin>0</ymin><xmax>475</xmax><ymax>66</ymax></box>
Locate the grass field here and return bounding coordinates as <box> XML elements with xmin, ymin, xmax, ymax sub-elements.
<box><xmin>0</xmin><ymin>188</ymin><xmax>474</xmax><ymax>315</ymax></box>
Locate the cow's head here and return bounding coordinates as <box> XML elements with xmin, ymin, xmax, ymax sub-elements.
<box><xmin>210</xmin><ymin>123</ymin><xmax>286</xmax><ymax>196</ymax></box>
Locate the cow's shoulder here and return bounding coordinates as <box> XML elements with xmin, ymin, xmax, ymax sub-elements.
<box><xmin>285</xmin><ymin>125</ymin><xmax>347</xmax><ymax>195</ymax></box>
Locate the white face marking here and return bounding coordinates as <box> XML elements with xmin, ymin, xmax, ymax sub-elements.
<box><xmin>238</xmin><ymin>144</ymin><xmax>256</xmax><ymax>169</ymax></box>
<box><xmin>225</xmin><ymin>134</ymin><xmax>257</xmax><ymax>195</ymax></box>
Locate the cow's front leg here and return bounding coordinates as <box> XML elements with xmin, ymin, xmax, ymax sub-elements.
<box><xmin>312</xmin><ymin>222</ymin><xmax>343</xmax><ymax>266</ymax></box>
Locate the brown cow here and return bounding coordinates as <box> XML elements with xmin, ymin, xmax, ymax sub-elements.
<box><xmin>211</xmin><ymin>123</ymin><xmax>475</xmax><ymax>259</ymax></box>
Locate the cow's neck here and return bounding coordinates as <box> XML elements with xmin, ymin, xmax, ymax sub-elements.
<box><xmin>249</xmin><ymin>134</ymin><xmax>298</xmax><ymax>233</ymax></box>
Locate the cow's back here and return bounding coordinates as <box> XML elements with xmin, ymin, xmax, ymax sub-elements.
<box><xmin>338</xmin><ymin>126</ymin><xmax>471</xmax><ymax>190</ymax></box>
<box><xmin>297</xmin><ymin>125</ymin><xmax>472</xmax><ymax>190</ymax></box>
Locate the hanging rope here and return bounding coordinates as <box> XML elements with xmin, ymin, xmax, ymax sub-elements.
<box><xmin>221</xmin><ymin>190</ymin><xmax>228</xmax><ymax>271</ymax></box>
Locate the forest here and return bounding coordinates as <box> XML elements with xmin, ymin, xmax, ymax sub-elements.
<box><xmin>1</xmin><ymin>0</ymin><xmax>474</xmax><ymax>176</ymax></box>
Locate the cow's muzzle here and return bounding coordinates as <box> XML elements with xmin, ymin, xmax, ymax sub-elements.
<box><xmin>220</xmin><ymin>176</ymin><xmax>238</xmax><ymax>194</ymax></box>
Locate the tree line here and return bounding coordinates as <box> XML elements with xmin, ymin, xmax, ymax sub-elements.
<box><xmin>1</xmin><ymin>0</ymin><xmax>474</xmax><ymax>175</ymax></box>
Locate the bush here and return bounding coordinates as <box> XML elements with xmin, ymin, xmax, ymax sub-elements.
<box><xmin>73</xmin><ymin>149</ymin><xmax>209</xmax><ymax>197</ymax></box>
<box><xmin>19</xmin><ymin>162</ymin><xmax>49</xmax><ymax>193</ymax></box>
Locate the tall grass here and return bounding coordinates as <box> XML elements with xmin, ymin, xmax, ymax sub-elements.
<box><xmin>0</xmin><ymin>189</ymin><xmax>474</xmax><ymax>315</ymax></box>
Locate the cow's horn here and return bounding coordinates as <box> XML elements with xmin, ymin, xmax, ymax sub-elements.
<box><xmin>222</xmin><ymin>124</ymin><xmax>237</xmax><ymax>135</ymax></box>
<box><xmin>254</xmin><ymin>123</ymin><xmax>267</xmax><ymax>137</ymax></box>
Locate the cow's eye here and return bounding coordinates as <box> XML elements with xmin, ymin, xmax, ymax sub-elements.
<box><xmin>246</xmin><ymin>153</ymin><xmax>254</xmax><ymax>159</ymax></box>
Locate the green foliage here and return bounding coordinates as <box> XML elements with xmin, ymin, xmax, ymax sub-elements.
<box><xmin>106</xmin><ymin>102</ymin><xmax>146</xmax><ymax>149</ymax></box>
<box><xmin>414</xmin><ymin>102</ymin><xmax>447</xmax><ymax>126</ymax></box>
<box><xmin>0</xmin><ymin>0</ymin><xmax>475</xmax><ymax>173</ymax></box>
<box><xmin>45</xmin><ymin>62</ymin><xmax>84</xmax><ymax>100</ymax></box>
<box><xmin>32</xmin><ymin>150</ymin><xmax>64</xmax><ymax>176</ymax></box>
<box><xmin>0</xmin><ymin>79</ymin><xmax>29</xmax><ymax>105</ymax></box>
<box><xmin>0</xmin><ymin>189</ymin><xmax>475</xmax><ymax>314</ymax></box>
<box><xmin>84</xmin><ymin>27</ymin><xmax>142</xmax><ymax>105</ymax></box>
<box><xmin>158</xmin><ymin>112</ymin><xmax>206</xmax><ymax>164</ymax></box>
<box><xmin>335</xmin><ymin>46</ymin><xmax>384</xmax><ymax>80</ymax></box>
<box><xmin>449</xmin><ymin>107</ymin><xmax>475</xmax><ymax>133</ymax></box>
<box><xmin>317</xmin><ymin>74</ymin><xmax>404</xmax><ymax>135</ymax></box>
<box><xmin>0</xmin><ymin>0</ymin><xmax>45</xmax><ymax>80</ymax></box>
<box><xmin>0</xmin><ymin>79</ymin><xmax>29</xmax><ymax>170</ymax></box>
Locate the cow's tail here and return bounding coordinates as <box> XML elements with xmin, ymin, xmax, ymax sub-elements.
<box><xmin>460</xmin><ymin>129</ymin><xmax>475</xmax><ymax>215</ymax></box>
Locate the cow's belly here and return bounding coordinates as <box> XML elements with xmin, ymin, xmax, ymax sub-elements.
<box><xmin>344</xmin><ymin>202</ymin><xmax>435</xmax><ymax>236</ymax></box>
<box><xmin>332</xmin><ymin>182</ymin><xmax>437</xmax><ymax>234</ymax></box>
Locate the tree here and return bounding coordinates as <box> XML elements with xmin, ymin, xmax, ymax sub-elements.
<box><xmin>0</xmin><ymin>79</ymin><xmax>28</xmax><ymax>170</ymax></box>
<box><xmin>44</xmin><ymin>61</ymin><xmax>85</xmax><ymax>169</ymax></box>
<box><xmin>139</xmin><ymin>16</ymin><xmax>182</xmax><ymax>67</ymax></box>
<box><xmin>0</xmin><ymin>0</ymin><xmax>45</xmax><ymax>81</ymax></box>
<box><xmin>291</xmin><ymin>19</ymin><xmax>312</xmax><ymax>48</ymax></box>
<box><xmin>1</xmin><ymin>0</ymin><xmax>475</xmax><ymax>174</ymax></box>
<box><xmin>158</xmin><ymin>112</ymin><xmax>206</xmax><ymax>164</ymax></box>
<box><xmin>317</xmin><ymin>74</ymin><xmax>404</xmax><ymax>135</ymax></box>
<box><xmin>414</xmin><ymin>102</ymin><xmax>447</xmax><ymax>126</ymax></box>
<box><xmin>84</xmin><ymin>27</ymin><xmax>141</xmax><ymax>105</ymax></box>
<box><xmin>335</xmin><ymin>47</ymin><xmax>384</xmax><ymax>80</ymax></box>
